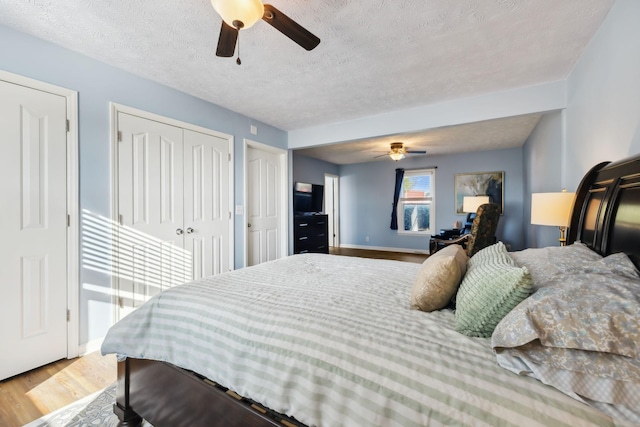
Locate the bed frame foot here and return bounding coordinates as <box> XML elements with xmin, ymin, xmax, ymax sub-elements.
<box><xmin>115</xmin><ymin>359</ymin><xmax>143</xmax><ymax>427</ymax></box>
<box><xmin>113</xmin><ymin>402</ymin><xmax>143</xmax><ymax>427</ymax></box>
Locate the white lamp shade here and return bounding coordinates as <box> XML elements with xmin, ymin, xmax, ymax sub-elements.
<box><xmin>389</xmin><ymin>152</ymin><xmax>405</xmax><ymax>161</ymax></box>
<box><xmin>531</xmin><ymin>192</ymin><xmax>575</xmax><ymax>227</ymax></box>
<box><xmin>211</xmin><ymin>0</ymin><xmax>264</xmax><ymax>29</ymax></box>
<box><xmin>463</xmin><ymin>196</ymin><xmax>490</xmax><ymax>213</ymax></box>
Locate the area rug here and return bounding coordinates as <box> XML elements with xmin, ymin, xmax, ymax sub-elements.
<box><xmin>23</xmin><ymin>384</ymin><xmax>152</xmax><ymax>427</ymax></box>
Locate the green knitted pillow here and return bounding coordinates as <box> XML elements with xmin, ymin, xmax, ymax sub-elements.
<box><xmin>455</xmin><ymin>253</ymin><xmax>532</xmax><ymax>338</ymax></box>
<box><xmin>467</xmin><ymin>241</ymin><xmax>513</xmax><ymax>269</ymax></box>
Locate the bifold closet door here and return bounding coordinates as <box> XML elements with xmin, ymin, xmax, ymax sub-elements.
<box><xmin>116</xmin><ymin>113</ymin><xmax>231</xmax><ymax>319</ymax></box>
<box><xmin>0</xmin><ymin>80</ymin><xmax>68</xmax><ymax>380</ymax></box>
<box><xmin>117</xmin><ymin>112</ymin><xmax>189</xmax><ymax>319</ymax></box>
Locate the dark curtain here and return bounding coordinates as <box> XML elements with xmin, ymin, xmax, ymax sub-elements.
<box><xmin>390</xmin><ymin>168</ymin><xmax>404</xmax><ymax>230</ymax></box>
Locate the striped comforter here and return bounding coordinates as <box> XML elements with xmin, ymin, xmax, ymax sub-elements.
<box><xmin>101</xmin><ymin>254</ymin><xmax>620</xmax><ymax>427</ymax></box>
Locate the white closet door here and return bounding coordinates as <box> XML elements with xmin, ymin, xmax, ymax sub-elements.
<box><xmin>247</xmin><ymin>146</ymin><xmax>281</xmax><ymax>266</ymax></box>
<box><xmin>183</xmin><ymin>130</ymin><xmax>231</xmax><ymax>279</ymax></box>
<box><xmin>0</xmin><ymin>80</ymin><xmax>68</xmax><ymax>380</ymax></box>
<box><xmin>117</xmin><ymin>113</ymin><xmax>189</xmax><ymax>319</ymax></box>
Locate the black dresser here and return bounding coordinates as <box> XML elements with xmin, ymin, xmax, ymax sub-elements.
<box><xmin>293</xmin><ymin>214</ymin><xmax>329</xmax><ymax>254</ymax></box>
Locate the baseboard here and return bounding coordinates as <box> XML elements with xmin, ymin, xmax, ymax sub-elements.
<box><xmin>338</xmin><ymin>244</ymin><xmax>429</xmax><ymax>255</ymax></box>
<box><xmin>78</xmin><ymin>338</ymin><xmax>104</xmax><ymax>356</ymax></box>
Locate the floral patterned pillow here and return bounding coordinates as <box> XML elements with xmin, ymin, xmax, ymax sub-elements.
<box><xmin>494</xmin><ymin>343</ymin><xmax>640</xmax><ymax>424</ymax></box>
<box><xmin>508</xmin><ymin>242</ymin><xmax>603</xmax><ymax>291</ymax></box>
<box><xmin>492</xmin><ymin>252</ymin><xmax>640</xmax><ymax>358</ymax></box>
<box><xmin>496</xmin><ymin>341</ymin><xmax>640</xmax><ymax>383</ymax></box>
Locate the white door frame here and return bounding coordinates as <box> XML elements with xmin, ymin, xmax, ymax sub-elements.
<box><xmin>0</xmin><ymin>70</ymin><xmax>80</xmax><ymax>358</ymax></box>
<box><xmin>324</xmin><ymin>173</ymin><xmax>340</xmax><ymax>247</ymax></box>
<box><xmin>243</xmin><ymin>139</ymin><xmax>289</xmax><ymax>267</ymax></box>
<box><xmin>110</xmin><ymin>103</ymin><xmax>235</xmax><ymax>311</ymax></box>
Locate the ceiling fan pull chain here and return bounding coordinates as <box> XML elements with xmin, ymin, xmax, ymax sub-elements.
<box><xmin>236</xmin><ymin>34</ymin><xmax>241</xmax><ymax>65</ymax></box>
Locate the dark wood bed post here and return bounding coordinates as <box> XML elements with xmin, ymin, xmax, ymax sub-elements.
<box><xmin>567</xmin><ymin>160</ymin><xmax>609</xmax><ymax>246</ymax></box>
<box><xmin>567</xmin><ymin>153</ymin><xmax>640</xmax><ymax>269</ymax></box>
<box><xmin>114</xmin><ymin>359</ymin><xmax>143</xmax><ymax>427</ymax></box>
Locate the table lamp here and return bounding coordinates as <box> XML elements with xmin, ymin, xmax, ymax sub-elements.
<box><xmin>531</xmin><ymin>191</ymin><xmax>575</xmax><ymax>246</ymax></box>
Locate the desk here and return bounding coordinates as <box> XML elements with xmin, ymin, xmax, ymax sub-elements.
<box><xmin>430</xmin><ymin>229</ymin><xmax>465</xmax><ymax>253</ymax></box>
<box><xmin>438</xmin><ymin>228</ymin><xmax>462</xmax><ymax>239</ymax></box>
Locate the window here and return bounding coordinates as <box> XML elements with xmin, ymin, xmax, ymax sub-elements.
<box><xmin>397</xmin><ymin>169</ymin><xmax>435</xmax><ymax>235</ymax></box>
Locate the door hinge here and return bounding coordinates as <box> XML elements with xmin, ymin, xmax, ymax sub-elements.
<box><xmin>119</xmin><ymin>214</ymin><xmax>124</xmax><ymax>226</ymax></box>
<box><xmin>118</xmin><ymin>297</ymin><xmax>124</xmax><ymax>308</ymax></box>
<box><xmin>117</xmin><ymin>130</ymin><xmax>123</xmax><ymax>142</ymax></box>
<box><xmin>66</xmin><ymin>309</ymin><xmax>71</xmax><ymax>322</ymax></box>
<box><xmin>66</xmin><ymin>119</ymin><xmax>70</xmax><ymax>132</ymax></box>
<box><xmin>67</xmin><ymin>214</ymin><xmax>71</xmax><ymax>227</ymax></box>
<box><xmin>228</xmin><ymin>153</ymin><xmax>231</xmax><ymax>161</ymax></box>
<box><xmin>229</xmin><ymin>211</ymin><xmax>232</xmax><ymax>219</ymax></box>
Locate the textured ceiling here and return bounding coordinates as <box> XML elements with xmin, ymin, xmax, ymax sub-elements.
<box><xmin>0</xmin><ymin>0</ymin><xmax>613</xmax><ymax>160</ymax></box>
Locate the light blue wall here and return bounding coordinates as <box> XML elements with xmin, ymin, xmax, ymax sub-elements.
<box><xmin>564</xmin><ymin>0</ymin><xmax>640</xmax><ymax>189</ymax></box>
<box><xmin>0</xmin><ymin>24</ymin><xmax>287</xmax><ymax>346</ymax></box>
<box><xmin>339</xmin><ymin>147</ymin><xmax>525</xmax><ymax>252</ymax></box>
<box><xmin>523</xmin><ymin>0</ymin><xmax>640</xmax><ymax>249</ymax></box>
<box><xmin>292</xmin><ymin>153</ymin><xmax>339</xmax><ymax>186</ymax></box>
<box><xmin>523</xmin><ymin>111</ymin><xmax>565</xmax><ymax>248</ymax></box>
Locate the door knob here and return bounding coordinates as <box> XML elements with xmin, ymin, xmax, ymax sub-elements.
<box><xmin>248</xmin><ymin>223</ymin><xmax>252</xmax><ymax>228</ymax></box>
<box><xmin>186</xmin><ymin>227</ymin><xmax>194</xmax><ymax>234</ymax></box>
<box><xmin>176</xmin><ymin>228</ymin><xmax>184</xmax><ymax>235</ymax></box>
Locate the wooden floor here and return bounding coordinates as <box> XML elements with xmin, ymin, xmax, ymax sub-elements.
<box><xmin>0</xmin><ymin>351</ymin><xmax>116</xmax><ymax>427</ymax></box>
<box><xmin>0</xmin><ymin>248</ymin><xmax>423</xmax><ymax>427</ymax></box>
<box><xmin>329</xmin><ymin>246</ymin><xmax>428</xmax><ymax>263</ymax></box>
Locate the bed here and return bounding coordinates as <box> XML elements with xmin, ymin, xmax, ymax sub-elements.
<box><xmin>102</xmin><ymin>153</ymin><xmax>640</xmax><ymax>427</ymax></box>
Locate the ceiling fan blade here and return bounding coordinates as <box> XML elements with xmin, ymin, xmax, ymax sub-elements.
<box><xmin>262</xmin><ymin>4</ymin><xmax>320</xmax><ymax>51</ymax></box>
<box><xmin>373</xmin><ymin>154</ymin><xmax>390</xmax><ymax>158</ymax></box>
<box><xmin>406</xmin><ymin>150</ymin><xmax>427</xmax><ymax>154</ymax></box>
<box><xmin>216</xmin><ymin>21</ymin><xmax>238</xmax><ymax>57</ymax></box>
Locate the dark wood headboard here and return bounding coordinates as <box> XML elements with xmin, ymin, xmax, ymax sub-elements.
<box><xmin>567</xmin><ymin>153</ymin><xmax>640</xmax><ymax>269</ymax></box>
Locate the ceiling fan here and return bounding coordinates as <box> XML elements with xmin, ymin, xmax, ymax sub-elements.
<box><xmin>375</xmin><ymin>142</ymin><xmax>427</xmax><ymax>161</ymax></box>
<box><xmin>211</xmin><ymin>0</ymin><xmax>321</xmax><ymax>64</ymax></box>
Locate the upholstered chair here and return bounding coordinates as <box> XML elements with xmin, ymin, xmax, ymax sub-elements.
<box><xmin>430</xmin><ymin>203</ymin><xmax>501</xmax><ymax>257</ymax></box>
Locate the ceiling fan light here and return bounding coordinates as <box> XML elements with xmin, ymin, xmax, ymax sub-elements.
<box><xmin>389</xmin><ymin>152</ymin><xmax>405</xmax><ymax>161</ymax></box>
<box><xmin>211</xmin><ymin>0</ymin><xmax>264</xmax><ymax>29</ymax></box>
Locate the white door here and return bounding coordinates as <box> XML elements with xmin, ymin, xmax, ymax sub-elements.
<box><xmin>247</xmin><ymin>146</ymin><xmax>281</xmax><ymax>266</ymax></box>
<box><xmin>324</xmin><ymin>174</ymin><xmax>340</xmax><ymax>247</ymax></box>
<box><xmin>183</xmin><ymin>129</ymin><xmax>230</xmax><ymax>279</ymax></box>
<box><xmin>117</xmin><ymin>113</ymin><xmax>189</xmax><ymax>319</ymax></box>
<box><xmin>0</xmin><ymin>81</ymin><xmax>68</xmax><ymax>380</ymax></box>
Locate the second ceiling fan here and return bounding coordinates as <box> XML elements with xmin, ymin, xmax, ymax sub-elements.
<box><xmin>211</xmin><ymin>0</ymin><xmax>320</xmax><ymax>64</ymax></box>
<box><xmin>376</xmin><ymin>142</ymin><xmax>427</xmax><ymax>161</ymax></box>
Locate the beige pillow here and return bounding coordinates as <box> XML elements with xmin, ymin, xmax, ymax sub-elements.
<box><xmin>410</xmin><ymin>245</ymin><xmax>468</xmax><ymax>312</ymax></box>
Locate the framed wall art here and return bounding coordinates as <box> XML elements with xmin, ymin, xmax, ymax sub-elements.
<box><xmin>454</xmin><ymin>171</ymin><xmax>504</xmax><ymax>214</ymax></box>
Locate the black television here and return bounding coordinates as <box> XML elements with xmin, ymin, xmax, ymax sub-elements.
<box><xmin>293</xmin><ymin>182</ymin><xmax>324</xmax><ymax>214</ymax></box>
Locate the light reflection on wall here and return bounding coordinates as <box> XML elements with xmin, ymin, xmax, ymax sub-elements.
<box><xmin>81</xmin><ymin>209</ymin><xmax>192</xmax><ymax>309</ymax></box>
